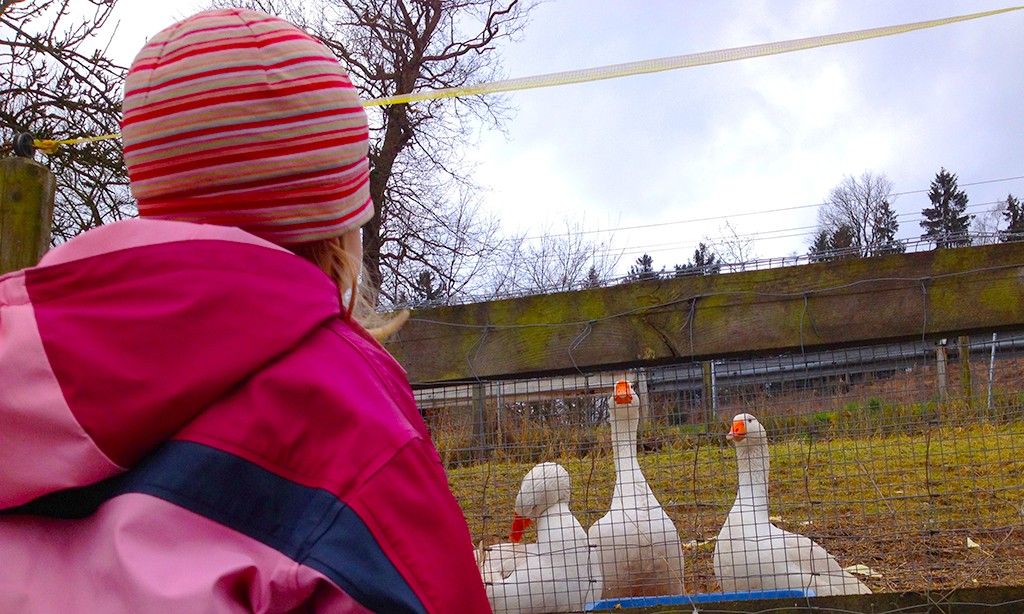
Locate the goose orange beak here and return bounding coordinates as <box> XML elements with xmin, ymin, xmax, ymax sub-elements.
<box><xmin>727</xmin><ymin>418</ymin><xmax>747</xmax><ymax>442</ymax></box>
<box><xmin>614</xmin><ymin>380</ymin><xmax>633</xmax><ymax>405</ymax></box>
<box><xmin>509</xmin><ymin>514</ymin><xmax>532</xmax><ymax>543</ymax></box>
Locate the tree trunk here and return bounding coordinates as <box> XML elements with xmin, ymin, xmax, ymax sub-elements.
<box><xmin>364</xmin><ymin>103</ymin><xmax>413</xmax><ymax>302</ymax></box>
<box><xmin>363</xmin><ymin>167</ymin><xmax>385</xmax><ymax>301</ymax></box>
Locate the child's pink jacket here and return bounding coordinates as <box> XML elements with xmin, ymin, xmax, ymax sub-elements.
<box><xmin>0</xmin><ymin>219</ymin><xmax>490</xmax><ymax>613</ymax></box>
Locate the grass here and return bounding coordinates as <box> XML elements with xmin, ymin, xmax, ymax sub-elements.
<box><xmin>444</xmin><ymin>418</ymin><xmax>1024</xmax><ymax>594</ymax></box>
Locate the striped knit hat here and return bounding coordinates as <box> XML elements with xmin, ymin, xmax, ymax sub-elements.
<box><xmin>121</xmin><ymin>8</ymin><xmax>372</xmax><ymax>246</ymax></box>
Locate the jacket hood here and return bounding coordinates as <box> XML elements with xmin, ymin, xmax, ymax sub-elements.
<box><xmin>0</xmin><ymin>219</ymin><xmax>341</xmax><ymax>508</ymax></box>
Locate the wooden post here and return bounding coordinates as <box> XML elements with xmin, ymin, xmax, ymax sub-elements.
<box><xmin>471</xmin><ymin>383</ymin><xmax>489</xmax><ymax>461</ymax></box>
<box><xmin>958</xmin><ymin>335</ymin><xmax>972</xmax><ymax>406</ymax></box>
<box><xmin>936</xmin><ymin>341</ymin><xmax>948</xmax><ymax>403</ymax></box>
<box><xmin>0</xmin><ymin>155</ymin><xmax>55</xmax><ymax>274</ymax></box>
<box><xmin>494</xmin><ymin>380</ymin><xmax>504</xmax><ymax>450</ymax></box>
<box><xmin>636</xmin><ymin>368</ymin><xmax>650</xmax><ymax>420</ymax></box>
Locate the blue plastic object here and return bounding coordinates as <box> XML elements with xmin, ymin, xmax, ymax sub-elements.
<box><xmin>585</xmin><ymin>589</ymin><xmax>815</xmax><ymax>611</ymax></box>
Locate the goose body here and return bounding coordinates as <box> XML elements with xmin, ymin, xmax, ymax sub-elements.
<box><xmin>481</xmin><ymin>462</ymin><xmax>602</xmax><ymax>613</ymax></box>
<box><xmin>588</xmin><ymin>380</ymin><xmax>685</xmax><ymax>598</ymax></box>
<box><xmin>713</xmin><ymin>413</ymin><xmax>871</xmax><ymax>596</ymax></box>
<box><xmin>477</xmin><ymin>541</ymin><xmax>528</xmax><ymax>584</ymax></box>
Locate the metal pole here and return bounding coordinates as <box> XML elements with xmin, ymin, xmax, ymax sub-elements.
<box><xmin>987</xmin><ymin>333</ymin><xmax>998</xmax><ymax>413</ymax></box>
<box><xmin>701</xmin><ymin>362</ymin><xmax>713</xmax><ymax>426</ymax></box>
<box><xmin>936</xmin><ymin>340</ymin><xmax>948</xmax><ymax>403</ymax></box>
<box><xmin>710</xmin><ymin>360</ymin><xmax>719</xmax><ymax>414</ymax></box>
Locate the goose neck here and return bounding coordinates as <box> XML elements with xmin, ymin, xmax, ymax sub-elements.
<box><xmin>536</xmin><ymin>501</ymin><xmax>572</xmax><ymax>533</ymax></box>
<box><xmin>610</xmin><ymin>413</ymin><xmax>641</xmax><ymax>481</ymax></box>
<box><xmin>734</xmin><ymin>441</ymin><xmax>770</xmax><ymax>516</ymax></box>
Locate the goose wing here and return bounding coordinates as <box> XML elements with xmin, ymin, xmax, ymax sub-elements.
<box><xmin>779</xmin><ymin>527</ymin><xmax>871</xmax><ymax>595</ymax></box>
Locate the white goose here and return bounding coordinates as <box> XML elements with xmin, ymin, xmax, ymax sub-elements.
<box><xmin>588</xmin><ymin>379</ymin><xmax>685</xmax><ymax>598</ymax></box>
<box><xmin>714</xmin><ymin>413</ymin><xmax>871</xmax><ymax>596</ymax></box>
<box><xmin>480</xmin><ymin>462</ymin><xmax>602</xmax><ymax>613</ymax></box>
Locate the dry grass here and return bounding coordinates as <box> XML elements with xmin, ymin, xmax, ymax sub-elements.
<box><xmin>444</xmin><ymin>419</ymin><xmax>1024</xmax><ymax>594</ymax></box>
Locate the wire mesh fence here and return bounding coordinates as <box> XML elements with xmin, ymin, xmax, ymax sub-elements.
<box><xmin>417</xmin><ymin>331</ymin><xmax>1024</xmax><ymax>612</ymax></box>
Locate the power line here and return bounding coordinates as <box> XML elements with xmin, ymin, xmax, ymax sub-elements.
<box><xmin>560</xmin><ymin>199</ymin><xmax>1009</xmax><ymax>262</ymax></box>
<box><xmin>520</xmin><ymin>175</ymin><xmax>1024</xmax><ymax>241</ymax></box>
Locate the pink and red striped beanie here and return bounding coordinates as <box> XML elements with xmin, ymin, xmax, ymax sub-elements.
<box><xmin>121</xmin><ymin>8</ymin><xmax>373</xmax><ymax>246</ymax></box>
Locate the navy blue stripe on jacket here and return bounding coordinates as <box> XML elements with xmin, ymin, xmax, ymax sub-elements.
<box><xmin>5</xmin><ymin>440</ymin><xmax>426</xmax><ymax>614</ymax></box>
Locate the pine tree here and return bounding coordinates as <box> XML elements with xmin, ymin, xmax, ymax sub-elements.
<box><xmin>413</xmin><ymin>270</ymin><xmax>444</xmax><ymax>304</ymax></box>
<box><xmin>1000</xmin><ymin>194</ymin><xmax>1024</xmax><ymax>243</ymax></box>
<box><xmin>920</xmin><ymin>167</ymin><xmax>972</xmax><ymax>248</ymax></box>
<box><xmin>584</xmin><ymin>265</ymin><xmax>602</xmax><ymax>287</ymax></box>
<box><xmin>674</xmin><ymin>242</ymin><xmax>720</xmax><ymax>276</ymax></box>
<box><xmin>808</xmin><ymin>229</ymin><xmax>833</xmax><ymax>263</ymax></box>
<box><xmin>829</xmin><ymin>224</ymin><xmax>858</xmax><ymax>259</ymax></box>
<box><xmin>808</xmin><ymin>225</ymin><xmax>859</xmax><ymax>263</ymax></box>
<box><xmin>692</xmin><ymin>242</ymin><xmax>720</xmax><ymax>275</ymax></box>
<box><xmin>627</xmin><ymin>254</ymin><xmax>656</xmax><ymax>281</ymax></box>
<box><xmin>870</xmin><ymin>199</ymin><xmax>904</xmax><ymax>255</ymax></box>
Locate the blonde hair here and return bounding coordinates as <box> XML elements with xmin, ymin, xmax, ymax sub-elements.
<box><xmin>293</xmin><ymin>236</ymin><xmax>409</xmax><ymax>341</ymax></box>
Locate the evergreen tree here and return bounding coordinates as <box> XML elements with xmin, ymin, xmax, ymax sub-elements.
<box><xmin>871</xmin><ymin>199</ymin><xmax>905</xmax><ymax>255</ymax></box>
<box><xmin>412</xmin><ymin>270</ymin><xmax>445</xmax><ymax>304</ymax></box>
<box><xmin>691</xmin><ymin>242</ymin><xmax>720</xmax><ymax>275</ymax></box>
<box><xmin>627</xmin><ymin>254</ymin><xmax>657</xmax><ymax>281</ymax></box>
<box><xmin>673</xmin><ymin>242</ymin><xmax>721</xmax><ymax>276</ymax></box>
<box><xmin>920</xmin><ymin>167</ymin><xmax>972</xmax><ymax>248</ymax></box>
<box><xmin>1000</xmin><ymin>194</ymin><xmax>1024</xmax><ymax>242</ymax></box>
<box><xmin>808</xmin><ymin>225</ymin><xmax>858</xmax><ymax>262</ymax></box>
<box><xmin>829</xmin><ymin>224</ymin><xmax>858</xmax><ymax>259</ymax></box>
<box><xmin>584</xmin><ymin>265</ymin><xmax>602</xmax><ymax>288</ymax></box>
<box><xmin>808</xmin><ymin>229</ymin><xmax>833</xmax><ymax>263</ymax></box>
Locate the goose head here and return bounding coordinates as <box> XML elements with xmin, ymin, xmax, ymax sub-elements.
<box><xmin>508</xmin><ymin>462</ymin><xmax>571</xmax><ymax>542</ymax></box>
<box><xmin>726</xmin><ymin>413</ymin><xmax>767</xmax><ymax>446</ymax></box>
<box><xmin>608</xmin><ymin>378</ymin><xmax>640</xmax><ymax>423</ymax></box>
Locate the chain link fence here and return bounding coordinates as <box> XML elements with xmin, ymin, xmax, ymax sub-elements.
<box><xmin>417</xmin><ymin>331</ymin><xmax>1024</xmax><ymax>611</ymax></box>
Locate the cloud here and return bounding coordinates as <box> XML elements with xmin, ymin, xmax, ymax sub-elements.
<box><xmin>470</xmin><ymin>0</ymin><xmax>1024</xmax><ymax>270</ymax></box>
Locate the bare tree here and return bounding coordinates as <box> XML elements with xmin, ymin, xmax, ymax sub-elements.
<box><xmin>972</xmin><ymin>200</ymin><xmax>1005</xmax><ymax>245</ymax></box>
<box><xmin>1</xmin><ymin>0</ymin><xmax>131</xmax><ymax>243</ymax></box>
<box><xmin>216</xmin><ymin>0</ymin><xmax>534</xmax><ymax>305</ymax></box>
<box><xmin>816</xmin><ymin>171</ymin><xmax>898</xmax><ymax>257</ymax></box>
<box><xmin>712</xmin><ymin>221</ymin><xmax>756</xmax><ymax>269</ymax></box>
<box><xmin>491</xmin><ymin>220</ymin><xmax>620</xmax><ymax>295</ymax></box>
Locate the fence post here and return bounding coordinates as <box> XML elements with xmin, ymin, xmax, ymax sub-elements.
<box><xmin>987</xmin><ymin>333</ymin><xmax>998</xmax><ymax>415</ymax></box>
<box><xmin>471</xmin><ymin>383</ymin><xmax>490</xmax><ymax>461</ymax></box>
<box><xmin>935</xmin><ymin>340</ymin><xmax>948</xmax><ymax>403</ymax></box>
<box><xmin>702</xmin><ymin>361</ymin><xmax>714</xmax><ymax>426</ymax></box>
<box><xmin>958</xmin><ymin>335</ymin><xmax>972</xmax><ymax>406</ymax></box>
<box><xmin>0</xmin><ymin>149</ymin><xmax>56</xmax><ymax>274</ymax></box>
<box><xmin>636</xmin><ymin>368</ymin><xmax>650</xmax><ymax>420</ymax></box>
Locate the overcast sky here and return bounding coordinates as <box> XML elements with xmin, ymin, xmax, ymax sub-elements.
<box><xmin>107</xmin><ymin>1</ymin><xmax>1024</xmax><ymax>275</ymax></box>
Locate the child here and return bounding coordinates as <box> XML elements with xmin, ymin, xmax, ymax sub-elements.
<box><xmin>0</xmin><ymin>8</ymin><xmax>489</xmax><ymax>612</ymax></box>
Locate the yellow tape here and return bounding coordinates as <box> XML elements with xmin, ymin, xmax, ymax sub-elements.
<box><xmin>33</xmin><ymin>133</ymin><xmax>121</xmax><ymax>155</ymax></box>
<box><xmin>364</xmin><ymin>5</ymin><xmax>1024</xmax><ymax>106</ymax></box>
<box><xmin>27</xmin><ymin>5</ymin><xmax>1023</xmax><ymax>151</ymax></box>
